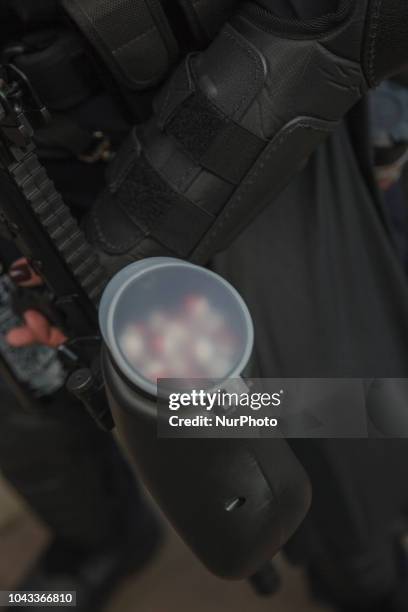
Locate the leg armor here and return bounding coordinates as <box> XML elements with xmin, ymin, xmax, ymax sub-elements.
<box><xmin>86</xmin><ymin>0</ymin><xmax>408</xmax><ymax>274</ymax></box>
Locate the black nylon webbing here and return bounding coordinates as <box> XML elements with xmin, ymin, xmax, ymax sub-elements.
<box><xmin>114</xmin><ymin>154</ymin><xmax>214</xmax><ymax>256</ymax></box>
<box><xmin>166</xmin><ymin>91</ymin><xmax>266</xmax><ymax>184</ymax></box>
<box><xmin>62</xmin><ymin>0</ymin><xmax>178</xmax><ymax>91</ymax></box>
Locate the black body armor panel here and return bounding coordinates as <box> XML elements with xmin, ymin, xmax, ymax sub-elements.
<box><xmin>85</xmin><ymin>0</ymin><xmax>408</xmax><ymax>274</ymax></box>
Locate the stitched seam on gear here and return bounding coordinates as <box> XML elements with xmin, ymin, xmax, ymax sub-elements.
<box><xmin>196</xmin><ymin>121</ymin><xmax>334</xmax><ymax>254</ymax></box>
<box><xmin>93</xmin><ymin>201</ymin><xmax>139</xmax><ymax>251</ymax></box>
<box><xmin>66</xmin><ymin>1</ymin><xmax>130</xmax><ymax>82</ymax></box>
<box><xmin>239</xmin><ymin>0</ymin><xmax>354</xmax><ymax>37</ymax></box>
<box><xmin>171</xmin><ymin>161</ymin><xmax>198</xmax><ymax>191</ymax></box>
<box><xmin>64</xmin><ymin>0</ymin><xmax>173</xmax><ymax>88</ymax></box>
<box><xmin>222</xmin><ymin>27</ymin><xmax>263</xmax><ymax>116</ymax></box>
<box><xmin>158</xmin><ymin>58</ymin><xmax>194</xmax><ymax>126</ymax></box>
<box><xmin>367</xmin><ymin>0</ymin><xmax>382</xmax><ymax>86</ymax></box>
<box><xmin>109</xmin><ymin>132</ymin><xmax>140</xmax><ymax>192</ymax></box>
<box><xmin>113</xmin><ymin>26</ymin><xmax>156</xmax><ymax>54</ymax></box>
<box><xmin>237</xmin><ymin>2</ymin><xmax>363</xmax><ymax>48</ymax></box>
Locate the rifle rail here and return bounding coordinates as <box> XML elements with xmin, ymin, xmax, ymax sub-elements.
<box><xmin>10</xmin><ymin>145</ymin><xmax>107</xmax><ymax>307</ymax></box>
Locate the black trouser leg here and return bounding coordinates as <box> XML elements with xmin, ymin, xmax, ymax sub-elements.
<box><xmin>0</xmin><ymin>382</ymin><xmax>144</xmax><ymax>555</ymax></box>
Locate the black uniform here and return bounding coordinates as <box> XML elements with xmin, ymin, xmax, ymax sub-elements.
<box><xmin>3</xmin><ymin>1</ymin><xmax>408</xmax><ymax>610</ymax></box>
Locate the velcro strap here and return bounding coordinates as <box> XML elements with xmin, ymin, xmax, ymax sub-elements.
<box><xmin>62</xmin><ymin>0</ymin><xmax>178</xmax><ymax>91</ymax></box>
<box><xmin>114</xmin><ymin>153</ymin><xmax>214</xmax><ymax>256</ymax></box>
<box><xmin>165</xmin><ymin>91</ymin><xmax>266</xmax><ymax>184</ymax></box>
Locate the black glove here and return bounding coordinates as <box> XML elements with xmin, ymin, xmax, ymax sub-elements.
<box><xmin>86</xmin><ymin>0</ymin><xmax>408</xmax><ymax>276</ymax></box>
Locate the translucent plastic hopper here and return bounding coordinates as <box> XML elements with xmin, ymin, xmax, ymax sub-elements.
<box><xmin>99</xmin><ymin>258</ymin><xmax>254</xmax><ymax>396</ymax></box>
